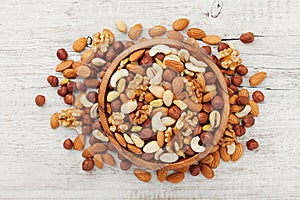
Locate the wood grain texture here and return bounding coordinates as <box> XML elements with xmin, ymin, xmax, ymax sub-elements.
<box><xmin>0</xmin><ymin>0</ymin><xmax>299</xmax><ymax>199</ymax></box>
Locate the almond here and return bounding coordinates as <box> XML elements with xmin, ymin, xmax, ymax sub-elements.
<box><xmin>81</xmin><ymin>49</ymin><xmax>95</xmax><ymax>63</ymax></box>
<box><xmin>219</xmin><ymin>146</ymin><xmax>230</xmax><ymax>162</ymax></box>
<box><xmin>127</xmin><ymin>144</ymin><xmax>143</xmax><ymax>154</ymax></box>
<box><xmin>129</xmin><ymin>49</ymin><xmax>145</xmax><ymax>62</ymax></box>
<box><xmin>166</xmin><ymin>30</ymin><xmax>184</xmax><ymax>41</ymax></box>
<box><xmin>187</xmin><ymin>28</ymin><xmax>206</xmax><ymax>39</ymax></box>
<box><xmin>165</xmin><ymin>60</ymin><xmax>184</xmax><ymax>73</ymax></box>
<box><xmin>74</xmin><ymin>134</ymin><xmax>85</xmax><ymax>151</ymax></box>
<box><xmin>249</xmin><ymin>100</ymin><xmax>259</xmax><ymax>117</ymax></box>
<box><xmin>230</xmin><ymin>105</ymin><xmax>243</xmax><ymax>113</ymax></box>
<box><xmin>156</xmin><ymin>169</ymin><xmax>168</xmax><ymax>182</ymax></box>
<box><xmin>102</xmin><ymin>153</ymin><xmax>116</xmax><ymax>167</ymax></box>
<box><xmin>84</xmin><ymin>79</ymin><xmax>100</xmax><ymax>88</ymax></box>
<box><xmin>55</xmin><ymin>60</ymin><xmax>74</xmax><ymax>72</ymax></box>
<box><xmin>50</xmin><ymin>113</ymin><xmax>59</xmax><ymax>129</ymax></box>
<box><xmin>228</xmin><ymin>113</ymin><xmax>240</xmax><ymax>125</ymax></box>
<box><xmin>72</xmin><ymin>61</ymin><xmax>84</xmax><ymax>70</ymax></box>
<box><xmin>126</xmin><ymin>64</ymin><xmax>146</xmax><ymax>75</ymax></box>
<box><xmin>115</xmin><ymin>132</ymin><xmax>127</xmax><ymax>147</ymax></box>
<box><xmin>82</xmin><ymin>147</ymin><xmax>94</xmax><ymax>158</ymax></box>
<box><xmin>115</xmin><ymin>18</ymin><xmax>127</xmax><ymax>33</ymax></box>
<box><xmin>128</xmin><ymin>23</ymin><xmax>143</xmax><ymax>40</ymax></box>
<box><xmin>172</xmin><ymin>77</ymin><xmax>184</xmax><ymax>95</ymax></box>
<box><xmin>238</xmin><ymin>88</ymin><xmax>249</xmax><ymax>98</ymax></box>
<box><xmin>200</xmin><ymin>164</ymin><xmax>214</xmax><ymax>179</ymax></box>
<box><xmin>157</xmin><ymin>131</ymin><xmax>165</xmax><ymax>148</ymax></box>
<box><xmin>63</xmin><ymin>68</ymin><xmax>77</xmax><ymax>79</ymax></box>
<box><xmin>183</xmin><ymin>98</ymin><xmax>202</xmax><ymax>112</ymax></box>
<box><xmin>200</xmin><ymin>154</ymin><xmax>214</xmax><ymax>164</ymax></box>
<box><xmin>202</xmin><ymin>35</ymin><xmax>222</xmax><ymax>45</ymax></box>
<box><xmin>166</xmin><ymin>172</ymin><xmax>185</xmax><ymax>183</ymax></box>
<box><xmin>172</xmin><ymin>18</ymin><xmax>189</xmax><ymax>31</ymax></box>
<box><xmin>208</xmin><ymin>151</ymin><xmax>220</xmax><ymax>169</ymax></box>
<box><xmin>149</xmin><ymin>25</ymin><xmax>167</xmax><ymax>38</ymax></box>
<box><xmin>91</xmin><ymin>143</ymin><xmax>107</xmax><ymax>153</ymax></box>
<box><xmin>249</xmin><ymin>72</ymin><xmax>266</xmax><ymax>86</ymax></box>
<box><xmin>175</xmin><ymin>166</ymin><xmax>190</xmax><ymax>173</ymax></box>
<box><xmin>202</xmin><ymin>91</ymin><xmax>217</xmax><ymax>103</ymax></box>
<box><xmin>231</xmin><ymin>143</ymin><xmax>244</xmax><ymax>162</ymax></box>
<box><xmin>72</xmin><ymin>37</ymin><xmax>87</xmax><ymax>52</ymax></box>
<box><xmin>134</xmin><ymin>169</ymin><xmax>151</xmax><ymax>182</ymax></box>
<box><xmin>75</xmin><ymin>65</ymin><xmax>91</xmax><ymax>78</ymax></box>
<box><xmin>93</xmin><ymin>154</ymin><xmax>103</xmax><ymax>169</ymax></box>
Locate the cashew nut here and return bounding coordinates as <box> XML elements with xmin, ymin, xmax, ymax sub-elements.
<box><xmin>178</xmin><ymin>48</ymin><xmax>190</xmax><ymax>62</ymax></box>
<box><xmin>163</xmin><ymin>54</ymin><xmax>181</xmax><ymax>62</ymax></box>
<box><xmin>190</xmin><ymin>136</ymin><xmax>206</xmax><ymax>153</ymax></box>
<box><xmin>185</xmin><ymin>62</ymin><xmax>206</xmax><ymax>73</ymax></box>
<box><xmin>120</xmin><ymin>100</ymin><xmax>137</xmax><ymax>114</ymax></box>
<box><xmin>92</xmin><ymin>130</ymin><xmax>109</xmax><ymax>142</ymax></box>
<box><xmin>235</xmin><ymin>105</ymin><xmax>252</xmax><ymax>118</ymax></box>
<box><xmin>80</xmin><ymin>94</ymin><xmax>93</xmax><ymax>107</ymax></box>
<box><xmin>209</xmin><ymin>110</ymin><xmax>221</xmax><ymax>128</ymax></box>
<box><xmin>149</xmin><ymin>44</ymin><xmax>171</xmax><ymax>57</ymax></box>
<box><xmin>90</xmin><ymin>103</ymin><xmax>99</xmax><ymax>119</ymax></box>
<box><xmin>151</xmin><ymin>112</ymin><xmax>166</xmax><ymax>131</ymax></box>
<box><xmin>110</xmin><ymin>69</ymin><xmax>128</xmax><ymax>87</ymax></box>
<box><xmin>150</xmin><ymin>63</ymin><xmax>163</xmax><ymax>85</ymax></box>
<box><xmin>190</xmin><ymin>56</ymin><xmax>208</xmax><ymax>68</ymax></box>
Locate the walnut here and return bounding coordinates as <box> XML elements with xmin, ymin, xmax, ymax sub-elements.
<box><xmin>58</xmin><ymin>108</ymin><xmax>82</xmax><ymax>128</ymax></box>
<box><xmin>218</xmin><ymin>48</ymin><xmax>242</xmax><ymax>70</ymax></box>
<box><xmin>91</xmin><ymin>30</ymin><xmax>110</xmax><ymax>52</ymax></box>
<box><xmin>133</xmin><ymin>105</ymin><xmax>152</xmax><ymax>125</ymax></box>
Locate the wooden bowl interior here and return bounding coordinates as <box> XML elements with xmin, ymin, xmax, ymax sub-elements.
<box><xmin>98</xmin><ymin>38</ymin><xmax>229</xmax><ymax>170</ymax></box>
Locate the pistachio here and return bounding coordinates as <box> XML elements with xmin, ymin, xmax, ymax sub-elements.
<box><xmin>150</xmin><ymin>99</ymin><xmax>164</xmax><ymax>107</ymax></box>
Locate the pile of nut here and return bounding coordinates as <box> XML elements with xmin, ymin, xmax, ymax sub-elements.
<box><xmin>36</xmin><ymin>18</ymin><xmax>266</xmax><ymax>183</ymax></box>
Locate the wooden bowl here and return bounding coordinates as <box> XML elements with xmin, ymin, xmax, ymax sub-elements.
<box><xmin>98</xmin><ymin>38</ymin><xmax>229</xmax><ymax>170</ymax></box>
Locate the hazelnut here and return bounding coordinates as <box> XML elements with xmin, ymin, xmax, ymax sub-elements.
<box><xmin>124</xmin><ymin>41</ymin><xmax>135</xmax><ymax>49</ymax></box>
<box><xmin>252</xmin><ymin>90</ymin><xmax>265</xmax><ymax>103</ymax></box>
<box><xmin>89</xmin><ymin>69</ymin><xmax>97</xmax><ymax>78</ymax></box>
<box><xmin>112</xmin><ymin>41</ymin><xmax>124</xmax><ymax>54</ymax></box>
<box><xmin>154</xmin><ymin>53</ymin><xmax>165</xmax><ymax>61</ymax></box>
<box><xmin>211</xmin><ymin>96</ymin><xmax>224</xmax><ymax>110</ymax></box>
<box><xmin>47</xmin><ymin>75</ymin><xmax>59</xmax><ymax>87</ymax></box>
<box><xmin>35</xmin><ymin>95</ymin><xmax>45</xmax><ymax>106</ymax></box>
<box><xmin>204</xmin><ymin>72</ymin><xmax>217</xmax><ymax>85</ymax></box>
<box><xmin>233</xmin><ymin>125</ymin><xmax>246</xmax><ymax>137</ymax></box>
<box><xmin>89</xmin><ymin>135</ymin><xmax>101</xmax><ymax>145</ymax></box>
<box><xmin>210</xmin><ymin>55</ymin><xmax>218</xmax><ymax>64</ymax></box>
<box><xmin>246</xmin><ymin>139</ymin><xmax>259</xmax><ymax>150</ymax></box>
<box><xmin>201</xmin><ymin>46</ymin><xmax>211</xmax><ymax>55</ymax></box>
<box><xmin>82</xmin><ymin>125</ymin><xmax>92</xmax><ymax>135</ymax></box>
<box><xmin>236</xmin><ymin>65</ymin><xmax>248</xmax><ymax>76</ymax></box>
<box><xmin>63</xmin><ymin>138</ymin><xmax>74</xmax><ymax>150</ymax></box>
<box><xmin>56</xmin><ymin>48</ymin><xmax>68</xmax><ymax>61</ymax></box>
<box><xmin>236</xmin><ymin>96</ymin><xmax>249</xmax><ymax>106</ymax></box>
<box><xmin>140</xmin><ymin>128</ymin><xmax>154</xmax><ymax>140</ymax></box>
<box><xmin>86</xmin><ymin>91</ymin><xmax>98</xmax><ymax>103</ymax></box>
<box><xmin>240</xmin><ymin>32</ymin><xmax>255</xmax><ymax>44</ymax></box>
<box><xmin>184</xmin><ymin>146</ymin><xmax>195</xmax><ymax>156</ymax></box>
<box><xmin>126</xmin><ymin>73</ymin><xmax>134</xmax><ymax>82</ymax></box>
<box><xmin>64</xmin><ymin>93</ymin><xmax>74</xmax><ymax>105</ymax></box>
<box><xmin>120</xmin><ymin>160</ymin><xmax>131</xmax><ymax>171</ymax></box>
<box><xmin>76</xmin><ymin>82</ymin><xmax>87</xmax><ymax>92</ymax></box>
<box><xmin>84</xmin><ymin>107</ymin><xmax>91</xmax><ymax>114</ymax></box>
<box><xmin>91</xmin><ymin>121</ymin><xmax>101</xmax><ymax>131</ymax></box>
<box><xmin>189</xmin><ymin>164</ymin><xmax>200</xmax><ymax>176</ymax></box>
<box><xmin>141</xmin><ymin>118</ymin><xmax>151</xmax><ymax>127</ymax></box>
<box><xmin>139</xmin><ymin>55</ymin><xmax>153</xmax><ymax>67</ymax></box>
<box><xmin>168</xmin><ymin>105</ymin><xmax>181</xmax><ymax>119</ymax></box>
<box><xmin>200</xmin><ymin>131</ymin><xmax>213</xmax><ymax>145</ymax></box>
<box><xmin>193</xmin><ymin>126</ymin><xmax>202</xmax><ymax>136</ymax></box>
<box><xmin>162</xmin><ymin>69</ymin><xmax>176</xmax><ymax>82</ymax></box>
<box><xmin>231</xmin><ymin>75</ymin><xmax>243</xmax><ymax>86</ymax></box>
<box><xmin>107</xmin><ymin>142</ymin><xmax>116</xmax><ymax>152</ymax></box>
<box><xmin>197</xmin><ymin>112</ymin><xmax>208</xmax><ymax>124</ymax></box>
<box><xmin>226</xmin><ymin>69</ymin><xmax>235</xmax><ymax>76</ymax></box>
<box><xmin>66</xmin><ymin>81</ymin><xmax>77</xmax><ymax>93</ymax></box>
<box><xmin>229</xmin><ymin>84</ymin><xmax>238</xmax><ymax>94</ymax></box>
<box><xmin>81</xmin><ymin>114</ymin><xmax>93</xmax><ymax>125</ymax></box>
<box><xmin>242</xmin><ymin>115</ymin><xmax>255</xmax><ymax>127</ymax></box>
<box><xmin>224</xmin><ymin>76</ymin><xmax>230</xmax><ymax>86</ymax></box>
<box><xmin>117</xmin><ymin>152</ymin><xmax>126</xmax><ymax>160</ymax></box>
<box><xmin>82</xmin><ymin>159</ymin><xmax>94</xmax><ymax>171</ymax></box>
<box><xmin>111</xmin><ymin>99</ymin><xmax>121</xmax><ymax>112</ymax></box>
<box><xmin>142</xmin><ymin>153</ymin><xmax>154</xmax><ymax>160</ymax></box>
<box><xmin>202</xmin><ymin>103</ymin><xmax>213</xmax><ymax>113</ymax></box>
<box><xmin>57</xmin><ymin>86</ymin><xmax>68</xmax><ymax>97</ymax></box>
<box><xmin>105</xmin><ymin>50</ymin><xmax>115</xmax><ymax>62</ymax></box>
<box><xmin>95</xmin><ymin>50</ymin><xmax>105</xmax><ymax>58</ymax></box>
<box><xmin>217</xmin><ymin>42</ymin><xmax>230</xmax><ymax>52</ymax></box>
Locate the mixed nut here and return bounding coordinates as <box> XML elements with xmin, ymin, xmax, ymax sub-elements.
<box><xmin>39</xmin><ymin>17</ymin><xmax>266</xmax><ymax>183</ymax></box>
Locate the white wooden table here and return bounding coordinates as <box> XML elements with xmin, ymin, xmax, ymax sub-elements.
<box><xmin>0</xmin><ymin>0</ymin><xmax>299</xmax><ymax>199</ymax></box>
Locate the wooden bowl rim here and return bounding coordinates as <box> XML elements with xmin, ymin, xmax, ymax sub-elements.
<box><xmin>98</xmin><ymin>38</ymin><xmax>229</xmax><ymax>170</ymax></box>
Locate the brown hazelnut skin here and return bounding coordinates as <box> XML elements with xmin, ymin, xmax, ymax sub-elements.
<box><xmin>64</xmin><ymin>94</ymin><xmax>74</xmax><ymax>105</ymax></box>
<box><xmin>246</xmin><ymin>139</ymin><xmax>259</xmax><ymax>150</ymax></box>
<box><xmin>66</xmin><ymin>81</ymin><xmax>77</xmax><ymax>93</ymax></box>
<box><xmin>47</xmin><ymin>75</ymin><xmax>59</xmax><ymax>87</ymax></box>
<box><xmin>242</xmin><ymin>115</ymin><xmax>255</xmax><ymax>127</ymax></box>
<box><xmin>107</xmin><ymin>142</ymin><xmax>116</xmax><ymax>152</ymax></box>
<box><xmin>140</xmin><ymin>128</ymin><xmax>154</xmax><ymax>140</ymax></box>
<box><xmin>112</xmin><ymin>41</ymin><xmax>124</xmax><ymax>54</ymax></box>
<box><xmin>91</xmin><ymin>121</ymin><xmax>101</xmax><ymax>131</ymax></box>
<box><xmin>236</xmin><ymin>65</ymin><xmax>248</xmax><ymax>76</ymax></box>
<box><xmin>141</xmin><ymin>118</ymin><xmax>151</xmax><ymax>127</ymax></box>
<box><xmin>217</xmin><ymin>42</ymin><xmax>230</xmax><ymax>52</ymax></box>
<box><xmin>224</xmin><ymin>76</ymin><xmax>230</xmax><ymax>87</ymax></box>
<box><xmin>252</xmin><ymin>90</ymin><xmax>265</xmax><ymax>103</ymax></box>
<box><xmin>81</xmin><ymin>114</ymin><xmax>93</xmax><ymax>125</ymax></box>
<box><xmin>197</xmin><ymin>112</ymin><xmax>208</xmax><ymax>124</ymax></box>
<box><xmin>204</xmin><ymin>72</ymin><xmax>217</xmax><ymax>85</ymax></box>
<box><xmin>82</xmin><ymin>159</ymin><xmax>94</xmax><ymax>171</ymax></box>
<box><xmin>120</xmin><ymin>160</ymin><xmax>131</xmax><ymax>171</ymax></box>
<box><xmin>63</xmin><ymin>138</ymin><xmax>74</xmax><ymax>150</ymax></box>
<box><xmin>233</xmin><ymin>125</ymin><xmax>246</xmax><ymax>137</ymax></box>
<box><xmin>35</xmin><ymin>95</ymin><xmax>45</xmax><ymax>106</ymax></box>
<box><xmin>211</xmin><ymin>96</ymin><xmax>224</xmax><ymax>110</ymax></box>
<box><xmin>202</xmin><ymin>103</ymin><xmax>213</xmax><ymax>113</ymax></box>
<box><xmin>89</xmin><ymin>135</ymin><xmax>101</xmax><ymax>145</ymax></box>
<box><xmin>57</xmin><ymin>86</ymin><xmax>68</xmax><ymax>97</ymax></box>
<box><xmin>140</xmin><ymin>55</ymin><xmax>153</xmax><ymax>67</ymax></box>
<box><xmin>210</xmin><ymin>55</ymin><xmax>218</xmax><ymax>64</ymax></box>
<box><xmin>168</xmin><ymin>105</ymin><xmax>181</xmax><ymax>119</ymax></box>
<box><xmin>236</xmin><ymin>96</ymin><xmax>249</xmax><ymax>106</ymax></box>
<box><xmin>184</xmin><ymin>146</ymin><xmax>195</xmax><ymax>156</ymax></box>
<box><xmin>154</xmin><ymin>53</ymin><xmax>165</xmax><ymax>61</ymax></box>
<box><xmin>82</xmin><ymin>125</ymin><xmax>92</xmax><ymax>135</ymax></box>
<box><xmin>200</xmin><ymin>132</ymin><xmax>213</xmax><ymax>145</ymax></box>
<box><xmin>76</xmin><ymin>82</ymin><xmax>87</xmax><ymax>92</ymax></box>
<box><xmin>86</xmin><ymin>91</ymin><xmax>98</xmax><ymax>103</ymax></box>
<box><xmin>56</xmin><ymin>48</ymin><xmax>68</xmax><ymax>60</ymax></box>
<box><xmin>105</xmin><ymin>50</ymin><xmax>115</xmax><ymax>62</ymax></box>
<box><xmin>162</xmin><ymin>69</ymin><xmax>176</xmax><ymax>82</ymax></box>
<box><xmin>190</xmin><ymin>164</ymin><xmax>200</xmax><ymax>176</ymax></box>
<box><xmin>201</xmin><ymin>46</ymin><xmax>211</xmax><ymax>55</ymax></box>
<box><xmin>84</xmin><ymin>107</ymin><xmax>91</xmax><ymax>114</ymax></box>
<box><xmin>193</xmin><ymin>126</ymin><xmax>202</xmax><ymax>136</ymax></box>
<box><xmin>231</xmin><ymin>75</ymin><xmax>243</xmax><ymax>86</ymax></box>
<box><xmin>142</xmin><ymin>153</ymin><xmax>154</xmax><ymax>161</ymax></box>
<box><xmin>240</xmin><ymin>32</ymin><xmax>255</xmax><ymax>44</ymax></box>
<box><xmin>111</xmin><ymin>99</ymin><xmax>121</xmax><ymax>112</ymax></box>
<box><xmin>229</xmin><ymin>84</ymin><xmax>239</xmax><ymax>94</ymax></box>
